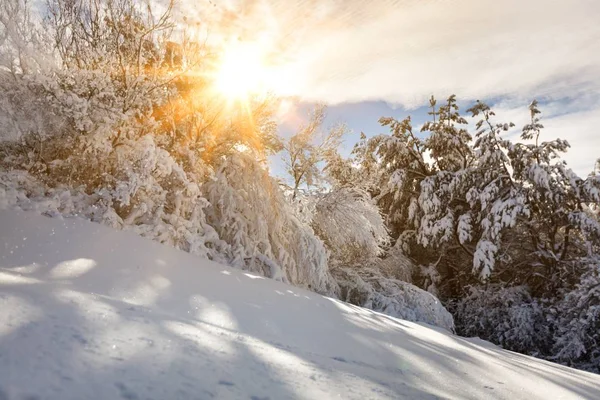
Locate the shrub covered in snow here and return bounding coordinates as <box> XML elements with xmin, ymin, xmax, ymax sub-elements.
<box><xmin>333</xmin><ymin>267</ymin><xmax>454</xmax><ymax>331</ymax></box>
<box><xmin>311</xmin><ymin>187</ymin><xmax>389</xmax><ymax>266</ymax></box>
<box><xmin>452</xmin><ymin>285</ymin><xmax>550</xmax><ymax>356</ymax></box>
<box><xmin>552</xmin><ymin>259</ymin><xmax>600</xmax><ymax>372</ymax></box>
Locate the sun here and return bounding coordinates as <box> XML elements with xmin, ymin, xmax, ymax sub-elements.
<box><xmin>214</xmin><ymin>42</ymin><xmax>268</xmax><ymax>101</ymax></box>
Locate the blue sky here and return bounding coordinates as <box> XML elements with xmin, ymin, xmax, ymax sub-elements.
<box><xmin>269</xmin><ymin>101</ymin><xmax>424</xmax><ymax>182</ymax></box>
<box><xmin>269</xmin><ymin>95</ymin><xmax>600</xmax><ymax>183</ymax></box>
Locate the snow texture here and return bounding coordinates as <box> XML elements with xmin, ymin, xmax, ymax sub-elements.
<box><xmin>1</xmin><ymin>210</ymin><xmax>600</xmax><ymax>399</ymax></box>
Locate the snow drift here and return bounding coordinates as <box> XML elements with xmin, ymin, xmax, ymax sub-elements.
<box><xmin>1</xmin><ymin>210</ymin><xmax>599</xmax><ymax>399</ymax></box>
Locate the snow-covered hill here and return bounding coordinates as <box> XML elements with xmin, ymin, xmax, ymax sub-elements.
<box><xmin>1</xmin><ymin>210</ymin><xmax>599</xmax><ymax>399</ymax></box>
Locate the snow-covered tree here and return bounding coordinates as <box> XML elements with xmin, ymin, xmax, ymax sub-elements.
<box><xmin>422</xmin><ymin>95</ymin><xmax>474</xmax><ymax>172</ymax></box>
<box><xmin>281</xmin><ymin>105</ymin><xmax>348</xmax><ymax>198</ymax></box>
<box><xmin>354</xmin><ymin>96</ymin><xmax>600</xmax><ymax>296</ymax></box>
<box><xmin>311</xmin><ymin>187</ymin><xmax>389</xmax><ymax>266</ymax></box>
<box><xmin>0</xmin><ymin>0</ymin><xmax>53</xmax><ymax>76</ymax></box>
<box><xmin>202</xmin><ymin>151</ymin><xmax>338</xmax><ymax>295</ymax></box>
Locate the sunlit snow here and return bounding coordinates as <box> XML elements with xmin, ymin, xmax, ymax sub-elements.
<box><xmin>1</xmin><ymin>210</ymin><xmax>599</xmax><ymax>399</ymax></box>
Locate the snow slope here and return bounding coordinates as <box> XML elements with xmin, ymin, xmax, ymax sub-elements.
<box><xmin>0</xmin><ymin>210</ymin><xmax>599</xmax><ymax>400</ymax></box>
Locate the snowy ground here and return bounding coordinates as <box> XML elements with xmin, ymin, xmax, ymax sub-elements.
<box><xmin>0</xmin><ymin>210</ymin><xmax>599</xmax><ymax>400</ymax></box>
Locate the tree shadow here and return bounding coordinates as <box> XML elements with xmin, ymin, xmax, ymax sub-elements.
<box><xmin>1</xmin><ymin>210</ymin><xmax>599</xmax><ymax>399</ymax></box>
<box><xmin>0</xmin><ymin>211</ymin><xmax>439</xmax><ymax>399</ymax></box>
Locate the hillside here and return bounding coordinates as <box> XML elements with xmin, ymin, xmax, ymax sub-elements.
<box><xmin>1</xmin><ymin>210</ymin><xmax>599</xmax><ymax>399</ymax></box>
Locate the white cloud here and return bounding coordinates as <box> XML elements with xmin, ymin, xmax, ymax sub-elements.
<box><xmin>203</xmin><ymin>0</ymin><xmax>600</xmax><ymax>107</ymax></box>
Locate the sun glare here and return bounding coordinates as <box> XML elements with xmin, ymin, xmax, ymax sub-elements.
<box><xmin>214</xmin><ymin>42</ymin><xmax>268</xmax><ymax>101</ymax></box>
